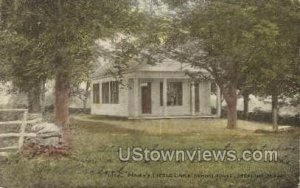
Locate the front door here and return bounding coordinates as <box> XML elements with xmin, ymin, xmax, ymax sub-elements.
<box><xmin>141</xmin><ymin>82</ymin><xmax>152</xmax><ymax>114</ymax></box>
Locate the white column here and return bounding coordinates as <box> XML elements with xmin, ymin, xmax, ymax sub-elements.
<box><xmin>163</xmin><ymin>78</ymin><xmax>167</xmax><ymax>116</ymax></box>
<box><xmin>216</xmin><ymin>84</ymin><xmax>221</xmax><ymax>118</ymax></box>
<box><xmin>191</xmin><ymin>81</ymin><xmax>195</xmax><ymax>116</ymax></box>
<box><xmin>134</xmin><ymin>78</ymin><xmax>139</xmax><ymax>117</ymax></box>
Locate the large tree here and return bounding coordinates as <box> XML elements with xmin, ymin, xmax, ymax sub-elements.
<box><xmin>0</xmin><ymin>0</ymin><xmax>143</xmax><ymax>126</ymax></box>
<box><xmin>244</xmin><ymin>0</ymin><xmax>300</xmax><ymax>131</ymax></box>
<box><xmin>106</xmin><ymin>0</ymin><xmax>291</xmax><ymax>129</ymax></box>
<box><xmin>0</xmin><ymin>0</ymin><xmax>49</xmax><ymax>113</ymax></box>
<box><xmin>157</xmin><ymin>0</ymin><xmax>281</xmax><ymax>129</ymax></box>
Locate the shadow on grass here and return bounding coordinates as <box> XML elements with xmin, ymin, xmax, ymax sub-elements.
<box><xmin>71</xmin><ymin>119</ymin><xmax>145</xmax><ymax>135</ymax></box>
<box><xmin>86</xmin><ymin>115</ymin><xmax>128</xmax><ymax>121</ymax></box>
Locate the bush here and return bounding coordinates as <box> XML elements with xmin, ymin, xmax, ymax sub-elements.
<box><xmin>235</xmin><ymin>109</ymin><xmax>299</xmax><ymax>126</ymax></box>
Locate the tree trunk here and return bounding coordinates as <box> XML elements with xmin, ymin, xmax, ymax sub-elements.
<box><xmin>54</xmin><ymin>70</ymin><xmax>70</xmax><ymax>126</ymax></box>
<box><xmin>40</xmin><ymin>78</ymin><xmax>46</xmax><ymax>114</ymax></box>
<box><xmin>82</xmin><ymin>99</ymin><xmax>87</xmax><ymax>109</ymax></box>
<box><xmin>271</xmin><ymin>94</ymin><xmax>279</xmax><ymax>132</ymax></box>
<box><xmin>28</xmin><ymin>85</ymin><xmax>41</xmax><ymax>113</ymax></box>
<box><xmin>83</xmin><ymin>81</ymin><xmax>90</xmax><ymax>109</ymax></box>
<box><xmin>243</xmin><ymin>93</ymin><xmax>249</xmax><ymax>120</ymax></box>
<box><xmin>226</xmin><ymin>99</ymin><xmax>237</xmax><ymax>129</ymax></box>
<box><xmin>223</xmin><ymin>86</ymin><xmax>238</xmax><ymax>129</ymax></box>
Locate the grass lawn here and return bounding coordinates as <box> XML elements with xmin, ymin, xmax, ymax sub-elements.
<box><xmin>0</xmin><ymin>116</ymin><xmax>299</xmax><ymax>188</ymax></box>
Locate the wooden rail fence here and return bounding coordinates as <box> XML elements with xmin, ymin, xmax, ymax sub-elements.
<box><xmin>0</xmin><ymin>109</ymin><xmax>40</xmax><ymax>151</ymax></box>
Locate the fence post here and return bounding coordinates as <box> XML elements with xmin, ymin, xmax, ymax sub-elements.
<box><xmin>18</xmin><ymin>110</ymin><xmax>28</xmax><ymax>150</ymax></box>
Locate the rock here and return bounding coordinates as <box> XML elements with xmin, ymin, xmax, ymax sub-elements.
<box><xmin>29</xmin><ymin>123</ymin><xmax>62</xmax><ymax>147</ymax></box>
<box><xmin>28</xmin><ymin>113</ymin><xmax>42</xmax><ymax>120</ymax></box>
<box><xmin>32</xmin><ymin>123</ymin><xmax>60</xmax><ymax>133</ymax></box>
<box><xmin>37</xmin><ymin>136</ymin><xmax>60</xmax><ymax>147</ymax></box>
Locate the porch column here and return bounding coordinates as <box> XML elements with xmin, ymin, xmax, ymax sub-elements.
<box><xmin>191</xmin><ymin>81</ymin><xmax>195</xmax><ymax>116</ymax></box>
<box><xmin>163</xmin><ymin>78</ymin><xmax>167</xmax><ymax>116</ymax></box>
<box><xmin>216</xmin><ymin>84</ymin><xmax>221</xmax><ymax>118</ymax></box>
<box><xmin>133</xmin><ymin>78</ymin><xmax>139</xmax><ymax>117</ymax></box>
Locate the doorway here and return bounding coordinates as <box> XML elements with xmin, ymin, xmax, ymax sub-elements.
<box><xmin>141</xmin><ymin>82</ymin><xmax>152</xmax><ymax>114</ymax></box>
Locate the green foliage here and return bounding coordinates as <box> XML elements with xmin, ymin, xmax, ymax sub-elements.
<box><xmin>246</xmin><ymin>0</ymin><xmax>300</xmax><ymax>97</ymax></box>
<box><xmin>0</xmin><ymin>0</ymin><xmax>144</xmax><ymax>91</ymax></box>
<box><xmin>140</xmin><ymin>0</ymin><xmax>299</xmax><ymax>100</ymax></box>
<box><xmin>0</xmin><ymin>30</ymin><xmax>48</xmax><ymax>91</ymax></box>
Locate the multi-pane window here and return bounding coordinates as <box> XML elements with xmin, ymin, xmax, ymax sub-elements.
<box><xmin>93</xmin><ymin>83</ymin><xmax>100</xmax><ymax>104</ymax></box>
<box><xmin>102</xmin><ymin>82</ymin><xmax>110</xmax><ymax>104</ymax></box>
<box><xmin>102</xmin><ymin>81</ymin><xmax>119</xmax><ymax>104</ymax></box>
<box><xmin>159</xmin><ymin>81</ymin><xmax>183</xmax><ymax>106</ymax></box>
<box><xmin>110</xmin><ymin>81</ymin><xmax>119</xmax><ymax>104</ymax></box>
<box><xmin>167</xmin><ymin>82</ymin><xmax>182</xmax><ymax>106</ymax></box>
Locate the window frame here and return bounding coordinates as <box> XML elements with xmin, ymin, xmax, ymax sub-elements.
<box><xmin>101</xmin><ymin>82</ymin><xmax>110</xmax><ymax>104</ymax></box>
<box><xmin>160</xmin><ymin>82</ymin><xmax>163</xmax><ymax>106</ymax></box>
<box><xmin>110</xmin><ymin>81</ymin><xmax>119</xmax><ymax>104</ymax></box>
<box><xmin>92</xmin><ymin>83</ymin><xmax>100</xmax><ymax>104</ymax></box>
<box><xmin>167</xmin><ymin>81</ymin><xmax>183</xmax><ymax>106</ymax></box>
<box><xmin>101</xmin><ymin>81</ymin><xmax>119</xmax><ymax>104</ymax></box>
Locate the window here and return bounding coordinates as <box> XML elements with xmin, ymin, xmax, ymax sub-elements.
<box><xmin>93</xmin><ymin>83</ymin><xmax>100</xmax><ymax>104</ymax></box>
<box><xmin>167</xmin><ymin>82</ymin><xmax>182</xmax><ymax>106</ymax></box>
<box><xmin>110</xmin><ymin>81</ymin><xmax>119</xmax><ymax>104</ymax></box>
<box><xmin>102</xmin><ymin>81</ymin><xmax>119</xmax><ymax>104</ymax></box>
<box><xmin>102</xmin><ymin>82</ymin><xmax>109</xmax><ymax>104</ymax></box>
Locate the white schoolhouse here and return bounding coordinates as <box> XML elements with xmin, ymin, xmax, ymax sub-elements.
<box><xmin>91</xmin><ymin>60</ymin><xmax>221</xmax><ymax>119</ymax></box>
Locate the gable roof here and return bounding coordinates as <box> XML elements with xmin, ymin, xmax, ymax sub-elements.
<box><xmin>91</xmin><ymin>58</ymin><xmax>208</xmax><ymax>79</ymax></box>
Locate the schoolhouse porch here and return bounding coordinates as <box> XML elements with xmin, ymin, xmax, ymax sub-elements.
<box><xmin>91</xmin><ymin>69</ymin><xmax>222</xmax><ymax>119</ymax></box>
